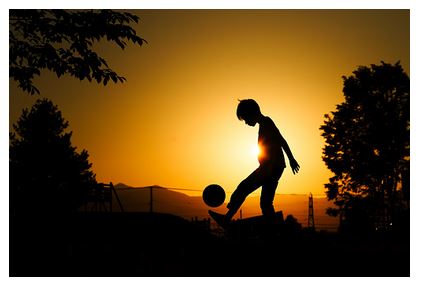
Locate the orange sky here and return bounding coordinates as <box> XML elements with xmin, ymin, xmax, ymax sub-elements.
<box><xmin>9</xmin><ymin>10</ymin><xmax>410</xmax><ymax>197</ymax></box>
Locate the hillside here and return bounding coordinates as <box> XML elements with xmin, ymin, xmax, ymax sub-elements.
<box><xmin>112</xmin><ymin>184</ymin><xmax>226</xmax><ymax>219</ymax></box>
<box><xmin>10</xmin><ymin>211</ymin><xmax>408</xmax><ymax>276</ymax></box>
<box><xmin>111</xmin><ymin>184</ymin><xmax>339</xmax><ymax>231</ymax></box>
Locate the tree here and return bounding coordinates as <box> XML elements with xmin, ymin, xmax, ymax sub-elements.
<box><xmin>320</xmin><ymin>61</ymin><xmax>409</xmax><ymax>232</ymax></box>
<box><xmin>10</xmin><ymin>98</ymin><xmax>97</xmax><ymax>215</ymax></box>
<box><xmin>9</xmin><ymin>9</ymin><xmax>146</xmax><ymax>95</ymax></box>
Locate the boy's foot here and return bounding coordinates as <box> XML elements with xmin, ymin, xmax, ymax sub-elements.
<box><xmin>208</xmin><ymin>210</ymin><xmax>230</xmax><ymax>230</ymax></box>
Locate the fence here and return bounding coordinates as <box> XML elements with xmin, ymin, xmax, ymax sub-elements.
<box><xmin>110</xmin><ymin>184</ymin><xmax>339</xmax><ymax>232</ymax></box>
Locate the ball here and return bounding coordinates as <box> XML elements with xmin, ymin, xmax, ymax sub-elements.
<box><xmin>202</xmin><ymin>184</ymin><xmax>226</xmax><ymax>207</ymax></box>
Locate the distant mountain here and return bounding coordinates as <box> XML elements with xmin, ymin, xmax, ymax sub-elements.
<box><xmin>113</xmin><ymin>183</ymin><xmax>132</xmax><ymax>189</ymax></box>
<box><xmin>111</xmin><ymin>184</ymin><xmax>227</xmax><ymax>220</ymax></box>
<box><xmin>111</xmin><ymin>183</ymin><xmax>339</xmax><ymax>231</ymax></box>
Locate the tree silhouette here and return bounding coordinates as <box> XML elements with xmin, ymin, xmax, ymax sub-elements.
<box><xmin>320</xmin><ymin>61</ymin><xmax>409</xmax><ymax>232</ymax></box>
<box><xmin>10</xmin><ymin>98</ymin><xmax>97</xmax><ymax>215</ymax></box>
<box><xmin>9</xmin><ymin>9</ymin><xmax>146</xmax><ymax>95</ymax></box>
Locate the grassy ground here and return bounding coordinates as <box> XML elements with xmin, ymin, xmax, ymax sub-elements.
<box><xmin>9</xmin><ymin>212</ymin><xmax>409</xmax><ymax>277</ymax></box>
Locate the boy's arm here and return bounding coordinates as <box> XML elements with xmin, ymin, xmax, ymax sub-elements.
<box><xmin>280</xmin><ymin>133</ymin><xmax>300</xmax><ymax>174</ymax></box>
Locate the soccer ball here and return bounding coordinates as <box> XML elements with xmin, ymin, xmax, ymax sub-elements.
<box><xmin>202</xmin><ymin>184</ymin><xmax>226</xmax><ymax>207</ymax></box>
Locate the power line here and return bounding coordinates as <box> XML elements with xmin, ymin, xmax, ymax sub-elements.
<box><xmin>114</xmin><ymin>185</ymin><xmax>289</xmax><ymax>197</ymax></box>
<box><xmin>114</xmin><ymin>186</ymin><xmax>202</xmax><ymax>192</ymax></box>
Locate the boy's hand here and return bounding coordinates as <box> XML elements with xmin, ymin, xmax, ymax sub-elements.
<box><xmin>290</xmin><ymin>158</ymin><xmax>300</xmax><ymax>174</ymax></box>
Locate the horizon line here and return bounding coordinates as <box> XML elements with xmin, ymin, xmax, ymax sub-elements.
<box><xmin>112</xmin><ymin>183</ymin><xmax>327</xmax><ymax>198</ymax></box>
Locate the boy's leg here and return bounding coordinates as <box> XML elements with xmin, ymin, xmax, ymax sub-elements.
<box><xmin>225</xmin><ymin>168</ymin><xmax>266</xmax><ymax>219</ymax></box>
<box><xmin>260</xmin><ymin>180</ymin><xmax>278</xmax><ymax>223</ymax></box>
<box><xmin>259</xmin><ymin>178</ymin><xmax>282</xmax><ymax>239</ymax></box>
<box><xmin>260</xmin><ymin>168</ymin><xmax>284</xmax><ymax>224</ymax></box>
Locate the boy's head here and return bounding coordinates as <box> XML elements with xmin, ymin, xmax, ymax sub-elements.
<box><xmin>237</xmin><ymin>99</ymin><xmax>261</xmax><ymax>126</ymax></box>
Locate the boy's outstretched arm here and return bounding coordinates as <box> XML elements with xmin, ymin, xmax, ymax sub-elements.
<box><xmin>280</xmin><ymin>134</ymin><xmax>300</xmax><ymax>174</ymax></box>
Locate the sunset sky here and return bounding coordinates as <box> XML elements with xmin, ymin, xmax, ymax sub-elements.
<box><xmin>9</xmin><ymin>9</ymin><xmax>410</xmax><ymax>197</ymax></box>
<box><xmin>4</xmin><ymin>2</ymin><xmax>421</xmax><ymax>292</ymax></box>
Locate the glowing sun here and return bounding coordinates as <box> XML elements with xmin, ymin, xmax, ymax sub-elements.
<box><xmin>252</xmin><ymin>145</ymin><xmax>261</xmax><ymax>157</ymax></box>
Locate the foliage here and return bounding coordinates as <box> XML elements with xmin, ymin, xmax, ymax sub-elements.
<box><xmin>10</xmin><ymin>99</ymin><xmax>97</xmax><ymax>214</ymax></box>
<box><xmin>320</xmin><ymin>61</ymin><xmax>409</xmax><ymax>231</ymax></box>
<box><xmin>9</xmin><ymin>9</ymin><xmax>146</xmax><ymax>95</ymax></box>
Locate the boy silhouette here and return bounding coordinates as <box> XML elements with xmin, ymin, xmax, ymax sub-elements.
<box><xmin>209</xmin><ymin>99</ymin><xmax>300</xmax><ymax>229</ymax></box>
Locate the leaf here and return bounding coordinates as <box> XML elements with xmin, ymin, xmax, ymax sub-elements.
<box><xmin>103</xmin><ymin>75</ymin><xmax>109</xmax><ymax>86</ymax></box>
<box><xmin>110</xmin><ymin>74</ymin><xmax>117</xmax><ymax>83</ymax></box>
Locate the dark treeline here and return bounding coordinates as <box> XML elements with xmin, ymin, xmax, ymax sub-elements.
<box><xmin>320</xmin><ymin>61</ymin><xmax>409</xmax><ymax>236</ymax></box>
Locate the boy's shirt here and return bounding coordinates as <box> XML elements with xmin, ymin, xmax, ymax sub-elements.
<box><xmin>258</xmin><ymin>116</ymin><xmax>286</xmax><ymax>169</ymax></box>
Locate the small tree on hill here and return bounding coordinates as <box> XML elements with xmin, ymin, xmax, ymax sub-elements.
<box><xmin>320</xmin><ymin>61</ymin><xmax>409</xmax><ymax>233</ymax></box>
<box><xmin>10</xmin><ymin>98</ymin><xmax>97</xmax><ymax>215</ymax></box>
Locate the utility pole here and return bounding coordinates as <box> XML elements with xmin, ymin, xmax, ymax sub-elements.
<box><xmin>308</xmin><ymin>192</ymin><xmax>315</xmax><ymax>231</ymax></box>
<box><xmin>149</xmin><ymin>186</ymin><xmax>153</xmax><ymax>213</ymax></box>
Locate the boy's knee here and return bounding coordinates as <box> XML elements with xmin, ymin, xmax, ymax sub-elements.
<box><xmin>260</xmin><ymin>200</ymin><xmax>274</xmax><ymax>214</ymax></box>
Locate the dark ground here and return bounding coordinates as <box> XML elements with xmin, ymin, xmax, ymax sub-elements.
<box><xmin>9</xmin><ymin>212</ymin><xmax>409</xmax><ymax>277</ymax></box>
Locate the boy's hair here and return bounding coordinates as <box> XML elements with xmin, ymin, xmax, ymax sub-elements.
<box><xmin>236</xmin><ymin>99</ymin><xmax>261</xmax><ymax>121</ymax></box>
